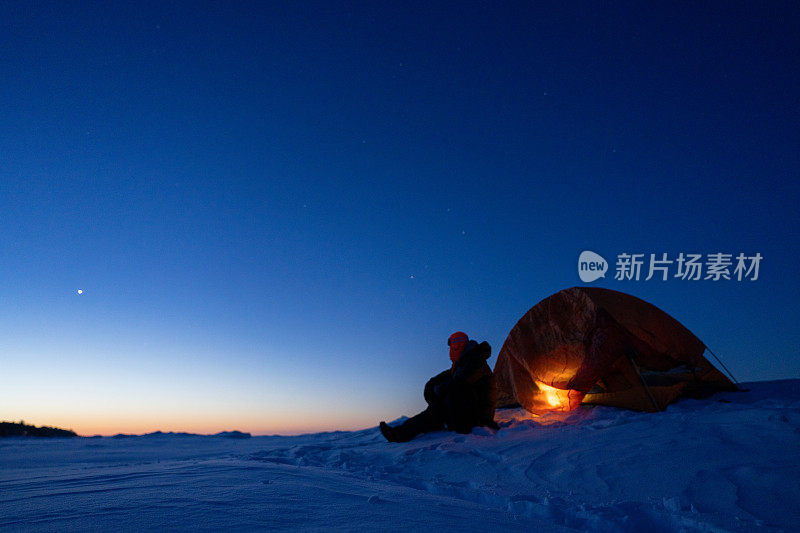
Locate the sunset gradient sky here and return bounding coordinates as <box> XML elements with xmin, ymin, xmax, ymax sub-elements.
<box><xmin>2</xmin><ymin>2</ymin><xmax>799</xmax><ymax>435</ymax></box>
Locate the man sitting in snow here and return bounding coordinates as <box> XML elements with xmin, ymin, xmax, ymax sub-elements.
<box><xmin>379</xmin><ymin>331</ymin><xmax>499</xmax><ymax>442</ymax></box>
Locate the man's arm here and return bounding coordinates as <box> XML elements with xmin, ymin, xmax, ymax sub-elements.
<box><xmin>424</xmin><ymin>370</ymin><xmax>453</xmax><ymax>405</ymax></box>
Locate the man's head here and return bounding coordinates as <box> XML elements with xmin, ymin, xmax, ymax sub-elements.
<box><xmin>448</xmin><ymin>331</ymin><xmax>469</xmax><ymax>363</ymax></box>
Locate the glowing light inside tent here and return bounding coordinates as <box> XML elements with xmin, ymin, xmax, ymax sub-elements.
<box><xmin>536</xmin><ymin>381</ymin><xmax>571</xmax><ymax>409</ymax></box>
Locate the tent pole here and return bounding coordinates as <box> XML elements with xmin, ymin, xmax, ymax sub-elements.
<box><xmin>704</xmin><ymin>346</ymin><xmax>741</xmax><ymax>389</ymax></box>
<box><xmin>626</xmin><ymin>354</ymin><xmax>661</xmax><ymax>412</ymax></box>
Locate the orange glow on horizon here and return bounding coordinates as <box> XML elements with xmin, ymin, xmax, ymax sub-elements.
<box><xmin>5</xmin><ymin>411</ymin><xmax>376</xmax><ymax>437</ymax></box>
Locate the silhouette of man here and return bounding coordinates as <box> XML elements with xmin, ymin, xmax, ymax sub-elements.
<box><xmin>379</xmin><ymin>331</ymin><xmax>498</xmax><ymax>442</ymax></box>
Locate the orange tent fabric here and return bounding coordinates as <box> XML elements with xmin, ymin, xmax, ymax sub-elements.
<box><xmin>494</xmin><ymin>287</ymin><xmax>736</xmax><ymax>414</ymax></box>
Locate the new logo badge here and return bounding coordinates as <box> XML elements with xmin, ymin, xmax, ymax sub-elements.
<box><xmin>578</xmin><ymin>251</ymin><xmax>608</xmax><ymax>282</ymax></box>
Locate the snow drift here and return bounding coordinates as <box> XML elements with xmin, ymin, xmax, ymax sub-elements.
<box><xmin>1</xmin><ymin>380</ymin><xmax>798</xmax><ymax>532</ymax></box>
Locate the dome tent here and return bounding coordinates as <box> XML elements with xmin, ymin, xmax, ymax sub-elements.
<box><xmin>494</xmin><ymin>287</ymin><xmax>737</xmax><ymax>414</ymax></box>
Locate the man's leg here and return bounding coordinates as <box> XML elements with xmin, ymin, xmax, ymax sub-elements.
<box><xmin>444</xmin><ymin>385</ymin><xmax>480</xmax><ymax>434</ymax></box>
<box><xmin>385</xmin><ymin>405</ymin><xmax>446</xmax><ymax>442</ymax></box>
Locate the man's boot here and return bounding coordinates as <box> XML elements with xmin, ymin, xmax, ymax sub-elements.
<box><xmin>379</xmin><ymin>421</ymin><xmax>400</xmax><ymax>442</ymax></box>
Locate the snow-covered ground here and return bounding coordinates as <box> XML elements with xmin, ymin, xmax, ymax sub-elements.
<box><xmin>2</xmin><ymin>380</ymin><xmax>798</xmax><ymax>532</ymax></box>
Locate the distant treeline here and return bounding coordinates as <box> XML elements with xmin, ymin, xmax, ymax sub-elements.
<box><xmin>0</xmin><ymin>421</ymin><xmax>77</xmax><ymax>437</ymax></box>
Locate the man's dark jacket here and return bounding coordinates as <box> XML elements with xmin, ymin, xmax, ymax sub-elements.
<box><xmin>423</xmin><ymin>340</ymin><xmax>498</xmax><ymax>432</ymax></box>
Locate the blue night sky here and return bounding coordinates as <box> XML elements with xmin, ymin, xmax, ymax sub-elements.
<box><xmin>2</xmin><ymin>2</ymin><xmax>798</xmax><ymax>435</ymax></box>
